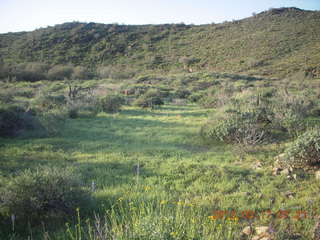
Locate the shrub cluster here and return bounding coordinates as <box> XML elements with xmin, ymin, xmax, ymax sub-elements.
<box><xmin>282</xmin><ymin>128</ymin><xmax>320</xmax><ymax>167</ymax></box>
<box><xmin>134</xmin><ymin>89</ymin><xmax>164</xmax><ymax>109</ymax></box>
<box><xmin>0</xmin><ymin>63</ymin><xmax>92</xmax><ymax>82</ymax></box>
<box><xmin>0</xmin><ymin>167</ymin><xmax>92</xmax><ymax>225</ymax></box>
<box><xmin>100</xmin><ymin>94</ymin><xmax>125</xmax><ymax>113</ymax></box>
<box><xmin>0</xmin><ymin>106</ymin><xmax>37</xmax><ymax>137</ymax></box>
<box><xmin>202</xmin><ymin>108</ymin><xmax>270</xmax><ymax>146</ymax></box>
<box><xmin>271</xmin><ymin>92</ymin><xmax>313</xmax><ymax>136</ymax></box>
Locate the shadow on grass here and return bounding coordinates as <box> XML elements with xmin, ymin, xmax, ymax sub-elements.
<box><xmin>121</xmin><ymin>105</ymin><xmax>208</xmax><ymax>118</ymax></box>
<box><xmin>51</xmin><ymin>113</ymin><xmax>195</xmax><ymax>153</ymax></box>
<box><xmin>76</xmin><ymin>160</ymin><xmax>156</xmax><ymax>188</ymax></box>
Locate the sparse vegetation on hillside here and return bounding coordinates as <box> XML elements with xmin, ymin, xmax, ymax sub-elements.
<box><xmin>0</xmin><ymin>6</ymin><xmax>320</xmax><ymax>240</ymax></box>
<box><xmin>0</xmin><ymin>7</ymin><xmax>320</xmax><ymax>79</ymax></box>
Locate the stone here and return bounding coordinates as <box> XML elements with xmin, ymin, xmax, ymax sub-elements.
<box><xmin>255</xmin><ymin>226</ymin><xmax>270</xmax><ymax>235</ymax></box>
<box><xmin>313</xmin><ymin>219</ymin><xmax>320</xmax><ymax>240</ymax></box>
<box><xmin>242</xmin><ymin>226</ymin><xmax>252</xmax><ymax>235</ymax></box>
<box><xmin>284</xmin><ymin>191</ymin><xmax>295</xmax><ymax>199</ymax></box>
<box><xmin>274</xmin><ymin>153</ymin><xmax>286</xmax><ymax>163</ymax></box>
<box><xmin>252</xmin><ymin>161</ymin><xmax>263</xmax><ymax>170</ymax></box>
<box><xmin>280</xmin><ymin>168</ymin><xmax>290</xmax><ymax>176</ymax></box>
<box><xmin>272</xmin><ymin>167</ymin><xmax>282</xmax><ymax>176</ymax></box>
<box><xmin>252</xmin><ymin>234</ymin><xmax>273</xmax><ymax>240</ymax></box>
<box><xmin>240</xmin><ymin>192</ymin><xmax>251</xmax><ymax>197</ymax></box>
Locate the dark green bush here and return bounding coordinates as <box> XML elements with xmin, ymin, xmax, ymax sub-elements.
<box><xmin>0</xmin><ymin>167</ymin><xmax>92</xmax><ymax>225</ymax></box>
<box><xmin>4</xmin><ymin>62</ymin><xmax>49</xmax><ymax>82</ymax></box>
<box><xmin>282</xmin><ymin>128</ymin><xmax>320</xmax><ymax>167</ymax></box>
<box><xmin>0</xmin><ymin>106</ymin><xmax>35</xmax><ymax>137</ymax></box>
<box><xmin>68</xmin><ymin>107</ymin><xmax>79</xmax><ymax>119</ymax></box>
<box><xmin>134</xmin><ymin>89</ymin><xmax>164</xmax><ymax>109</ymax></box>
<box><xmin>188</xmin><ymin>92</ymin><xmax>203</xmax><ymax>103</ymax></box>
<box><xmin>100</xmin><ymin>94</ymin><xmax>125</xmax><ymax>113</ymax></box>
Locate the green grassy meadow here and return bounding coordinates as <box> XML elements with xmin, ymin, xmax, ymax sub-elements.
<box><xmin>1</xmin><ymin>102</ymin><xmax>319</xmax><ymax>239</ymax></box>
<box><xmin>1</xmin><ymin>6</ymin><xmax>320</xmax><ymax>240</ymax></box>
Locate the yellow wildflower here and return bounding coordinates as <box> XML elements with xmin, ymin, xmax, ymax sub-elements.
<box><xmin>170</xmin><ymin>232</ymin><xmax>178</xmax><ymax>237</ymax></box>
<box><xmin>160</xmin><ymin>200</ymin><xmax>167</xmax><ymax>205</ymax></box>
<box><xmin>227</xmin><ymin>216</ymin><xmax>239</xmax><ymax>222</ymax></box>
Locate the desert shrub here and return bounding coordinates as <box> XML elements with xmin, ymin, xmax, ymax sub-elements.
<box><xmin>37</xmin><ymin>108</ymin><xmax>67</xmax><ymax>136</ymax></box>
<box><xmin>97</xmin><ymin>65</ymin><xmax>136</xmax><ymax>79</ymax></box>
<box><xmin>15</xmin><ymin>88</ymin><xmax>34</xmax><ymax>98</ymax></box>
<box><xmin>188</xmin><ymin>92</ymin><xmax>203</xmax><ymax>103</ymax></box>
<box><xmin>0</xmin><ymin>64</ymin><xmax>11</xmax><ymax>80</ymax></box>
<box><xmin>0</xmin><ymin>106</ymin><xmax>37</xmax><ymax>137</ymax></box>
<box><xmin>66</xmin><ymin>96</ymin><xmax>100</xmax><ymax>118</ymax></box>
<box><xmin>310</xmin><ymin>107</ymin><xmax>320</xmax><ymax>117</ymax></box>
<box><xmin>174</xmin><ymin>89</ymin><xmax>191</xmax><ymax>99</ymax></box>
<box><xmin>134</xmin><ymin>89</ymin><xmax>164</xmax><ymax>109</ymax></box>
<box><xmin>271</xmin><ymin>92</ymin><xmax>312</xmax><ymax>136</ymax></box>
<box><xmin>34</xmin><ymin>94</ymin><xmax>67</xmax><ymax>111</ymax></box>
<box><xmin>201</xmin><ymin>109</ymin><xmax>270</xmax><ymax>146</ymax></box>
<box><xmin>48</xmin><ymin>65</ymin><xmax>74</xmax><ymax>80</ymax></box>
<box><xmin>68</xmin><ymin>107</ymin><xmax>79</xmax><ymax>119</ymax></box>
<box><xmin>71</xmin><ymin>66</ymin><xmax>90</xmax><ymax>80</ymax></box>
<box><xmin>100</xmin><ymin>94</ymin><xmax>125</xmax><ymax>113</ymax></box>
<box><xmin>135</xmin><ymin>75</ymin><xmax>151</xmax><ymax>83</ymax></box>
<box><xmin>0</xmin><ymin>91</ymin><xmax>15</xmax><ymax>104</ymax></box>
<box><xmin>199</xmin><ymin>83</ymin><xmax>237</xmax><ymax>108</ymax></box>
<box><xmin>179</xmin><ymin>56</ymin><xmax>200</xmax><ymax>70</ymax></box>
<box><xmin>6</xmin><ymin>62</ymin><xmax>49</xmax><ymax>82</ymax></box>
<box><xmin>282</xmin><ymin>128</ymin><xmax>320</xmax><ymax>167</ymax></box>
<box><xmin>0</xmin><ymin>166</ymin><xmax>92</xmax><ymax>225</ymax></box>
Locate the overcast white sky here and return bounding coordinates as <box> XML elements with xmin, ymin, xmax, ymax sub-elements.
<box><xmin>0</xmin><ymin>0</ymin><xmax>319</xmax><ymax>33</ymax></box>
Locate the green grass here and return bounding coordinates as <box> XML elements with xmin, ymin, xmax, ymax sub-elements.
<box><xmin>1</xmin><ymin>104</ymin><xmax>319</xmax><ymax>239</ymax></box>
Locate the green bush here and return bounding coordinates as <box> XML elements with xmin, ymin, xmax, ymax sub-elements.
<box><xmin>0</xmin><ymin>91</ymin><xmax>15</xmax><ymax>104</ymax></box>
<box><xmin>100</xmin><ymin>94</ymin><xmax>125</xmax><ymax>113</ymax></box>
<box><xmin>37</xmin><ymin>108</ymin><xmax>67</xmax><ymax>136</ymax></box>
<box><xmin>174</xmin><ymin>89</ymin><xmax>191</xmax><ymax>99</ymax></box>
<box><xmin>202</xmin><ymin>109</ymin><xmax>270</xmax><ymax>146</ymax></box>
<box><xmin>282</xmin><ymin>128</ymin><xmax>320</xmax><ymax>167</ymax></box>
<box><xmin>4</xmin><ymin>62</ymin><xmax>49</xmax><ymax>82</ymax></box>
<box><xmin>188</xmin><ymin>92</ymin><xmax>203</xmax><ymax>103</ymax></box>
<box><xmin>34</xmin><ymin>94</ymin><xmax>67</xmax><ymax>111</ymax></box>
<box><xmin>68</xmin><ymin>107</ymin><xmax>79</xmax><ymax>119</ymax></box>
<box><xmin>66</xmin><ymin>93</ymin><xmax>100</xmax><ymax>118</ymax></box>
<box><xmin>271</xmin><ymin>92</ymin><xmax>312</xmax><ymax>136</ymax></box>
<box><xmin>0</xmin><ymin>106</ymin><xmax>36</xmax><ymax>137</ymax></box>
<box><xmin>71</xmin><ymin>66</ymin><xmax>91</xmax><ymax>80</ymax></box>
<box><xmin>0</xmin><ymin>167</ymin><xmax>92</xmax><ymax>225</ymax></box>
<box><xmin>134</xmin><ymin>89</ymin><xmax>164</xmax><ymax>109</ymax></box>
<box><xmin>48</xmin><ymin>65</ymin><xmax>74</xmax><ymax>80</ymax></box>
